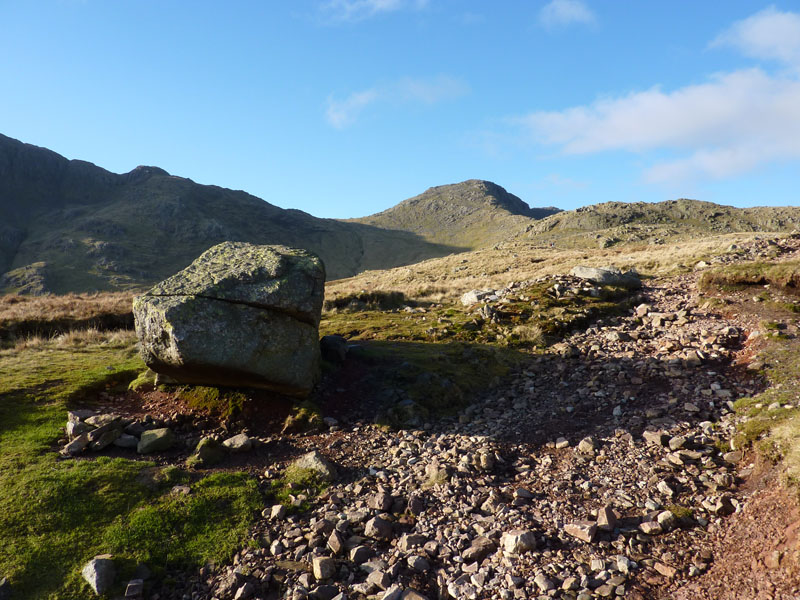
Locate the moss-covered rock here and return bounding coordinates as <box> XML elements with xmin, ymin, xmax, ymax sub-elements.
<box><xmin>133</xmin><ymin>243</ymin><xmax>325</xmax><ymax>397</ymax></box>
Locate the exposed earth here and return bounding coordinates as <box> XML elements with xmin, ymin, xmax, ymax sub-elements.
<box><xmin>55</xmin><ymin>237</ymin><xmax>800</xmax><ymax>600</ymax></box>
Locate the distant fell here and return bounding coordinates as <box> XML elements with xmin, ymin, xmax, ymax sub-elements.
<box><xmin>523</xmin><ymin>198</ymin><xmax>800</xmax><ymax>248</ymax></box>
<box><xmin>0</xmin><ymin>134</ymin><xmax>463</xmax><ymax>294</ymax></box>
<box><xmin>348</xmin><ymin>179</ymin><xmax>561</xmax><ymax>249</ymax></box>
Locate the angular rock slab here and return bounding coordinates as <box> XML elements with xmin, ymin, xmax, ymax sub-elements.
<box><xmin>134</xmin><ymin>243</ymin><xmax>325</xmax><ymax>396</ymax></box>
<box><xmin>570</xmin><ymin>265</ymin><xmax>641</xmax><ymax>289</ymax></box>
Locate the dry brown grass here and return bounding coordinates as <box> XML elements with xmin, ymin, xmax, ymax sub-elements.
<box><xmin>0</xmin><ymin>292</ymin><xmax>133</xmax><ymax>324</ymax></box>
<box><xmin>326</xmin><ymin>233</ymin><xmax>769</xmax><ymax>304</ymax></box>
<box><xmin>2</xmin><ymin>328</ymin><xmax>136</xmax><ymax>353</ymax></box>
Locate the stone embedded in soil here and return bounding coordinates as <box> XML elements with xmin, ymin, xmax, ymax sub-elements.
<box><xmin>137</xmin><ymin>428</ymin><xmax>175</xmax><ymax>454</ymax></box>
<box><xmin>290</xmin><ymin>450</ymin><xmax>337</xmax><ymax>482</ymax></box>
<box><xmin>564</xmin><ymin>521</ymin><xmax>598</xmax><ymax>543</ymax></box>
<box><xmin>189</xmin><ymin>437</ymin><xmax>226</xmax><ymax>467</ymax></box>
<box><xmin>81</xmin><ymin>555</ymin><xmax>115</xmax><ymax>595</ymax></box>
<box><xmin>365</xmin><ymin>516</ymin><xmax>393</xmax><ymax>540</ymax></box>
<box><xmin>113</xmin><ymin>433</ymin><xmax>139</xmax><ymax>449</ymax></box>
<box><xmin>222</xmin><ymin>433</ymin><xmax>253</xmax><ymax>452</ymax></box>
<box><xmin>501</xmin><ymin>529</ymin><xmax>537</xmax><ymax>554</ymax></box>
<box><xmin>312</xmin><ymin>556</ymin><xmax>336</xmax><ymax>580</ymax></box>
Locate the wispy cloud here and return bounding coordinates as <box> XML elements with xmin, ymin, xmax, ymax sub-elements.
<box><xmin>711</xmin><ymin>6</ymin><xmax>800</xmax><ymax>69</ymax></box>
<box><xmin>539</xmin><ymin>0</ymin><xmax>596</xmax><ymax>29</ymax></box>
<box><xmin>518</xmin><ymin>8</ymin><xmax>800</xmax><ymax>183</ymax></box>
<box><xmin>320</xmin><ymin>0</ymin><xmax>428</xmax><ymax>22</ymax></box>
<box><xmin>326</xmin><ymin>75</ymin><xmax>468</xmax><ymax>129</ymax></box>
<box><xmin>543</xmin><ymin>173</ymin><xmax>588</xmax><ymax>189</ymax></box>
<box><xmin>325</xmin><ymin>89</ymin><xmax>380</xmax><ymax>129</ymax></box>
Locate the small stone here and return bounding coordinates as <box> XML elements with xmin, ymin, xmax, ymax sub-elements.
<box><xmin>654</xmin><ymin>562</ymin><xmax>677</xmax><ymax>578</ymax></box>
<box><xmin>137</xmin><ymin>428</ymin><xmax>174</xmax><ymax>454</ymax></box>
<box><xmin>125</xmin><ymin>578</ymin><xmax>144</xmax><ymax>597</ymax></box>
<box><xmin>577</xmin><ymin>437</ymin><xmax>598</xmax><ymax>454</ymax></box>
<box><xmin>62</xmin><ymin>434</ymin><xmax>91</xmax><ymax>455</ymax></box>
<box><xmin>642</xmin><ymin>431</ymin><xmax>667</xmax><ymax>446</ymax></box>
<box><xmin>367</xmin><ymin>570</ymin><xmax>391</xmax><ymax>591</ymax></box>
<box><xmin>656</xmin><ymin>510</ymin><xmax>677</xmax><ymax>530</ymax></box>
<box><xmin>290</xmin><ymin>450</ymin><xmax>337</xmax><ymax>482</ymax></box>
<box><xmin>657</xmin><ymin>480</ymin><xmax>675</xmax><ymax>497</ymax></box>
<box><xmin>234</xmin><ymin>582</ymin><xmax>255</xmax><ymax>600</ymax></box>
<box><xmin>365</xmin><ymin>516</ymin><xmax>393</xmax><ymax>540</ymax></box>
<box><xmin>113</xmin><ymin>433</ymin><xmax>139</xmax><ymax>449</ymax></box>
<box><xmin>596</xmin><ymin>505</ymin><xmax>618</xmax><ymax>532</ymax></box>
<box><xmin>382</xmin><ymin>585</ymin><xmax>404</xmax><ymax>600</ymax></box>
<box><xmin>89</xmin><ymin>427</ymin><xmax>122</xmax><ymax>451</ymax></box>
<box><xmin>407</xmin><ymin>555</ymin><xmax>430</xmax><ymax>572</ymax></box>
<box><xmin>0</xmin><ymin>578</ymin><xmax>11</xmax><ymax>600</ymax></box>
<box><xmin>555</xmin><ymin>437</ymin><xmax>570</xmax><ymax>449</ymax></box>
<box><xmin>400</xmin><ymin>590</ymin><xmax>428</xmax><ymax>600</ymax></box>
<box><xmin>269</xmin><ymin>504</ymin><xmax>287</xmax><ymax>520</ymax></box>
<box><xmin>534</xmin><ymin>573</ymin><xmax>555</xmax><ymax>592</ymax></box>
<box><xmin>369</xmin><ymin>491</ymin><xmax>393</xmax><ymax>511</ymax></box>
<box><xmin>462</xmin><ymin>537</ymin><xmax>496</xmax><ymax>562</ymax></box>
<box><xmin>639</xmin><ymin>521</ymin><xmax>662</xmax><ymax>535</ymax></box>
<box><xmin>350</xmin><ymin>545</ymin><xmax>374</xmax><ymax>564</ymax></box>
<box><xmin>564</xmin><ymin>521</ymin><xmax>597</xmax><ymax>543</ymax></box>
<box><xmin>313</xmin><ymin>557</ymin><xmax>336</xmax><ymax>580</ymax></box>
<box><xmin>328</xmin><ymin>530</ymin><xmax>345</xmax><ymax>555</ymax></box>
<box><xmin>223</xmin><ymin>433</ymin><xmax>253</xmax><ymax>452</ymax></box>
<box><xmin>82</xmin><ymin>555</ymin><xmax>116</xmax><ymax>595</ymax></box>
<box><xmin>501</xmin><ymin>529</ymin><xmax>537</xmax><ymax>554</ymax></box>
<box><xmin>722</xmin><ymin>450</ymin><xmax>743</xmax><ymax>465</ymax></box>
<box><xmin>616</xmin><ymin>555</ymin><xmax>632</xmax><ymax>574</ymax></box>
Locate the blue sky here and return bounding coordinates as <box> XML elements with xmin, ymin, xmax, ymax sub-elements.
<box><xmin>2</xmin><ymin>1</ymin><xmax>799</xmax><ymax>218</ymax></box>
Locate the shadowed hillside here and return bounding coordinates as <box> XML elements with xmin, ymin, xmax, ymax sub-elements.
<box><xmin>0</xmin><ymin>134</ymin><xmax>462</xmax><ymax>294</ymax></box>
<box><xmin>348</xmin><ymin>179</ymin><xmax>561</xmax><ymax>249</ymax></box>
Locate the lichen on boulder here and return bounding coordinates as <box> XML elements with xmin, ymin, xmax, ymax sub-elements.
<box><xmin>133</xmin><ymin>242</ymin><xmax>325</xmax><ymax>397</ymax></box>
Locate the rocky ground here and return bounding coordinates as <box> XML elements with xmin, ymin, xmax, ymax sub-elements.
<box><xmin>64</xmin><ymin>238</ymin><xmax>800</xmax><ymax>600</ymax></box>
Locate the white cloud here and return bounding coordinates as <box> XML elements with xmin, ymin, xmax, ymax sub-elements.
<box><xmin>539</xmin><ymin>0</ymin><xmax>595</xmax><ymax>28</ymax></box>
<box><xmin>321</xmin><ymin>0</ymin><xmax>428</xmax><ymax>22</ymax></box>
<box><xmin>326</xmin><ymin>76</ymin><xmax>467</xmax><ymax>128</ymax></box>
<box><xmin>325</xmin><ymin>89</ymin><xmax>380</xmax><ymax>129</ymax></box>
<box><xmin>518</xmin><ymin>8</ymin><xmax>800</xmax><ymax>183</ymax></box>
<box><xmin>711</xmin><ymin>6</ymin><xmax>800</xmax><ymax>68</ymax></box>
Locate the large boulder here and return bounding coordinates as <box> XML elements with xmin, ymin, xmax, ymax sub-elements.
<box><xmin>570</xmin><ymin>265</ymin><xmax>641</xmax><ymax>289</ymax></box>
<box><xmin>134</xmin><ymin>242</ymin><xmax>325</xmax><ymax>396</ymax></box>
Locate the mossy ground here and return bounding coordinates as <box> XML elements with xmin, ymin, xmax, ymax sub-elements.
<box><xmin>319</xmin><ymin>282</ymin><xmax>635</xmax><ymax>426</ymax></box>
<box><xmin>702</xmin><ymin>266</ymin><xmax>800</xmax><ymax>486</ymax></box>
<box><xmin>267</xmin><ymin>467</ymin><xmax>329</xmax><ymax>513</ymax></box>
<box><xmin>0</xmin><ymin>337</ymin><xmax>261</xmax><ymax>600</ymax></box>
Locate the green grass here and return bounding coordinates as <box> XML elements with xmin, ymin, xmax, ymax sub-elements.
<box><xmin>268</xmin><ymin>467</ymin><xmax>329</xmax><ymax>513</ymax></box>
<box><xmin>0</xmin><ymin>339</ymin><xmax>261</xmax><ymax>599</ymax></box>
<box><xmin>104</xmin><ymin>471</ymin><xmax>261</xmax><ymax>572</ymax></box>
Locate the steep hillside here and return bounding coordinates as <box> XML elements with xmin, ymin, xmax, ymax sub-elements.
<box><xmin>0</xmin><ymin>134</ymin><xmax>462</xmax><ymax>294</ymax></box>
<box><xmin>523</xmin><ymin>198</ymin><xmax>800</xmax><ymax>248</ymax></box>
<box><xmin>348</xmin><ymin>179</ymin><xmax>560</xmax><ymax>249</ymax></box>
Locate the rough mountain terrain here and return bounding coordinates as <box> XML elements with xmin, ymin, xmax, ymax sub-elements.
<box><xmin>522</xmin><ymin>199</ymin><xmax>800</xmax><ymax>249</ymax></box>
<box><xmin>4</xmin><ymin>133</ymin><xmax>800</xmax><ymax>296</ymax></box>
<box><xmin>0</xmin><ymin>134</ymin><xmax>466</xmax><ymax>294</ymax></box>
<box><xmin>7</xmin><ymin>235</ymin><xmax>794</xmax><ymax>600</ymax></box>
<box><xmin>348</xmin><ymin>180</ymin><xmax>560</xmax><ymax>249</ymax></box>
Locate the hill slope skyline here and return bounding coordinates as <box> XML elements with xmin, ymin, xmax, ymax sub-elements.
<box><xmin>2</xmin><ymin>133</ymin><xmax>800</xmax><ymax>295</ymax></box>
<box><xmin>0</xmin><ymin>134</ymin><xmax>555</xmax><ymax>294</ymax></box>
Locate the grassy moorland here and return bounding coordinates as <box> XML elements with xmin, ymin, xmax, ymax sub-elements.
<box><xmin>0</xmin><ymin>332</ymin><xmax>261</xmax><ymax>599</ymax></box>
